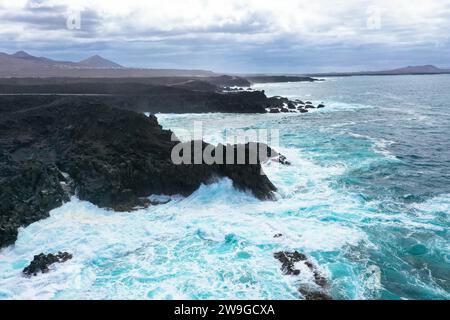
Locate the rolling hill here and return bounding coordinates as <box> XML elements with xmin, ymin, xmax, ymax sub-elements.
<box><xmin>0</xmin><ymin>51</ymin><xmax>216</xmax><ymax>78</ymax></box>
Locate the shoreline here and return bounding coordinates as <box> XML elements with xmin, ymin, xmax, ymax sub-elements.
<box><xmin>0</xmin><ymin>100</ymin><xmax>284</xmax><ymax>248</ymax></box>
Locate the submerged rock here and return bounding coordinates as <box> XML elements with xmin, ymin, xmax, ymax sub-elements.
<box><xmin>273</xmin><ymin>233</ymin><xmax>283</xmax><ymax>238</ymax></box>
<box><xmin>0</xmin><ymin>87</ymin><xmax>269</xmax><ymax>114</ymax></box>
<box><xmin>264</xmin><ymin>96</ymin><xmax>319</xmax><ymax>115</ymax></box>
<box><xmin>23</xmin><ymin>252</ymin><xmax>72</xmax><ymax>276</ymax></box>
<box><xmin>299</xmin><ymin>288</ymin><xmax>332</xmax><ymax>300</ymax></box>
<box><xmin>274</xmin><ymin>251</ymin><xmax>308</xmax><ymax>275</ymax></box>
<box><xmin>0</xmin><ymin>159</ymin><xmax>70</xmax><ymax>247</ymax></box>
<box><xmin>317</xmin><ymin>103</ymin><xmax>325</xmax><ymax>108</ymax></box>
<box><xmin>274</xmin><ymin>154</ymin><xmax>291</xmax><ymax>165</ymax></box>
<box><xmin>274</xmin><ymin>251</ymin><xmax>332</xmax><ymax>300</ymax></box>
<box><xmin>245</xmin><ymin>76</ymin><xmax>318</xmax><ymax>84</ymax></box>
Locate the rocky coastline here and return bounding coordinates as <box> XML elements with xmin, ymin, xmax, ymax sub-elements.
<box><xmin>0</xmin><ymin>99</ymin><xmax>281</xmax><ymax>248</ymax></box>
<box><xmin>0</xmin><ymin>78</ymin><xmax>328</xmax><ymax>299</ymax></box>
<box><xmin>274</xmin><ymin>251</ymin><xmax>332</xmax><ymax>300</ymax></box>
<box><xmin>0</xmin><ymin>76</ymin><xmax>325</xmax><ymax>114</ymax></box>
<box><xmin>22</xmin><ymin>252</ymin><xmax>73</xmax><ymax>276</ymax></box>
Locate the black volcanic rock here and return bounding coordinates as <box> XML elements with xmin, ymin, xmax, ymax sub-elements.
<box><xmin>266</xmin><ymin>96</ymin><xmax>290</xmax><ymax>109</ymax></box>
<box><xmin>0</xmin><ymin>78</ymin><xmax>319</xmax><ymax>115</ymax></box>
<box><xmin>0</xmin><ymin>83</ymin><xmax>269</xmax><ymax>114</ymax></box>
<box><xmin>275</xmin><ymin>154</ymin><xmax>291</xmax><ymax>165</ymax></box>
<box><xmin>23</xmin><ymin>252</ymin><xmax>72</xmax><ymax>276</ymax></box>
<box><xmin>0</xmin><ymin>100</ymin><xmax>277</xmax><ymax>248</ymax></box>
<box><xmin>0</xmin><ymin>76</ymin><xmax>244</xmax><ymax>92</ymax></box>
<box><xmin>298</xmin><ymin>289</ymin><xmax>332</xmax><ymax>300</ymax></box>
<box><xmin>206</xmin><ymin>75</ymin><xmax>250</xmax><ymax>87</ymax></box>
<box><xmin>274</xmin><ymin>251</ymin><xmax>307</xmax><ymax>275</ymax></box>
<box><xmin>274</xmin><ymin>233</ymin><xmax>283</xmax><ymax>238</ymax></box>
<box><xmin>274</xmin><ymin>251</ymin><xmax>332</xmax><ymax>300</ymax></box>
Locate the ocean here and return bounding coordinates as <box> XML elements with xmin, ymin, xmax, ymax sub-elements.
<box><xmin>0</xmin><ymin>75</ymin><xmax>449</xmax><ymax>299</ymax></box>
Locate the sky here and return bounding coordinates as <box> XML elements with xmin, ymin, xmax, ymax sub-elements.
<box><xmin>1</xmin><ymin>0</ymin><xmax>450</xmax><ymax>73</ymax></box>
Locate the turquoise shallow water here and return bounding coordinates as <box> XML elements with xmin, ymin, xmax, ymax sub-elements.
<box><xmin>0</xmin><ymin>75</ymin><xmax>449</xmax><ymax>299</ymax></box>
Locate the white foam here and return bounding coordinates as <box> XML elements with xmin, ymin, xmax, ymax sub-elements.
<box><xmin>413</xmin><ymin>193</ymin><xmax>450</xmax><ymax>214</ymax></box>
<box><xmin>0</xmin><ymin>167</ymin><xmax>373</xmax><ymax>299</ymax></box>
<box><xmin>346</xmin><ymin>132</ymin><xmax>399</xmax><ymax>161</ymax></box>
<box><xmin>148</xmin><ymin>194</ymin><xmax>183</xmax><ymax>204</ymax></box>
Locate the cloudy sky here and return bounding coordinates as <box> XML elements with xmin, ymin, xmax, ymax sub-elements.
<box><xmin>1</xmin><ymin>0</ymin><xmax>450</xmax><ymax>73</ymax></box>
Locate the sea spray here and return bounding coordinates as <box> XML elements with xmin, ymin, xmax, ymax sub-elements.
<box><xmin>1</xmin><ymin>76</ymin><xmax>449</xmax><ymax>300</ymax></box>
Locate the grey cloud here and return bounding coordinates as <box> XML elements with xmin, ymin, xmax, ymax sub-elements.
<box><xmin>0</xmin><ymin>0</ymin><xmax>449</xmax><ymax>73</ymax></box>
<box><xmin>0</xmin><ymin>3</ymin><xmax>102</xmax><ymax>34</ymax></box>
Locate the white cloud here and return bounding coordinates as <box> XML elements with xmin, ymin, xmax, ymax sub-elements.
<box><xmin>1</xmin><ymin>0</ymin><xmax>449</xmax><ymax>45</ymax></box>
<box><xmin>1</xmin><ymin>0</ymin><xmax>449</xmax><ymax>71</ymax></box>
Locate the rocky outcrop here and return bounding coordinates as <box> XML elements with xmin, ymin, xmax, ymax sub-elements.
<box><xmin>23</xmin><ymin>252</ymin><xmax>73</xmax><ymax>276</ymax></box>
<box><xmin>274</xmin><ymin>251</ymin><xmax>332</xmax><ymax>300</ymax></box>
<box><xmin>0</xmin><ymin>88</ymin><xmax>269</xmax><ymax>114</ymax></box>
<box><xmin>0</xmin><ymin>100</ymin><xmax>278</xmax><ymax>248</ymax></box>
<box><xmin>264</xmin><ymin>97</ymin><xmax>325</xmax><ymax>114</ymax></box>
<box><xmin>0</xmin><ymin>79</ymin><xmax>325</xmax><ymax>116</ymax></box>
<box><xmin>266</xmin><ymin>96</ymin><xmax>291</xmax><ymax>109</ymax></box>
<box><xmin>274</xmin><ymin>154</ymin><xmax>291</xmax><ymax>165</ymax></box>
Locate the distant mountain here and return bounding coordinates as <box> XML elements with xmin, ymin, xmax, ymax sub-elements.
<box><xmin>78</xmin><ymin>55</ymin><xmax>123</xmax><ymax>68</ymax></box>
<box><xmin>379</xmin><ymin>65</ymin><xmax>448</xmax><ymax>74</ymax></box>
<box><xmin>0</xmin><ymin>51</ymin><xmax>216</xmax><ymax>78</ymax></box>
<box><xmin>306</xmin><ymin>65</ymin><xmax>450</xmax><ymax>77</ymax></box>
<box><xmin>11</xmin><ymin>50</ymin><xmax>50</xmax><ymax>62</ymax></box>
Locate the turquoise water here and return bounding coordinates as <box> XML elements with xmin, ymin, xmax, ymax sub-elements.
<box><xmin>0</xmin><ymin>75</ymin><xmax>449</xmax><ymax>299</ymax></box>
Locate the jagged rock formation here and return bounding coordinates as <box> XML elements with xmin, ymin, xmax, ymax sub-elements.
<box><xmin>0</xmin><ymin>84</ymin><xmax>268</xmax><ymax>113</ymax></box>
<box><xmin>22</xmin><ymin>252</ymin><xmax>73</xmax><ymax>276</ymax></box>
<box><xmin>0</xmin><ymin>99</ymin><xmax>278</xmax><ymax>248</ymax></box>
<box><xmin>274</xmin><ymin>251</ymin><xmax>332</xmax><ymax>300</ymax></box>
